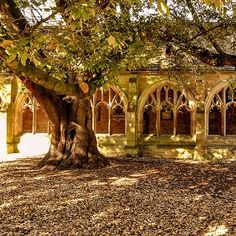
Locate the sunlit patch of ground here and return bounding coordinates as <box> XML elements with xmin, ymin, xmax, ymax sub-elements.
<box><xmin>0</xmin><ymin>133</ymin><xmax>50</xmax><ymax>162</ymax></box>
<box><xmin>0</xmin><ymin>156</ymin><xmax>236</xmax><ymax>235</ymax></box>
<box><xmin>17</xmin><ymin>133</ymin><xmax>50</xmax><ymax>156</ymax></box>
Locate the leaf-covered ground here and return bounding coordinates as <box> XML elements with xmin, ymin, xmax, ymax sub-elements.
<box><xmin>1</xmin><ymin>156</ymin><xmax>236</xmax><ymax>236</ymax></box>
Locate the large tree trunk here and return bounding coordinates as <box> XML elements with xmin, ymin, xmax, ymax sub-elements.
<box><xmin>40</xmin><ymin>97</ymin><xmax>108</xmax><ymax>170</ymax></box>
<box><xmin>21</xmin><ymin>77</ymin><xmax>108</xmax><ymax>170</ymax></box>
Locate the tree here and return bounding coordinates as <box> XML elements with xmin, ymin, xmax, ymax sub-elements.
<box><xmin>0</xmin><ymin>0</ymin><xmax>148</xmax><ymax>169</ymax></box>
<box><xmin>0</xmin><ymin>0</ymin><xmax>235</xmax><ymax>170</ymax></box>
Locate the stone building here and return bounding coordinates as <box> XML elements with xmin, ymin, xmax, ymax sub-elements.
<box><xmin>1</xmin><ymin>69</ymin><xmax>236</xmax><ymax>160</ymax></box>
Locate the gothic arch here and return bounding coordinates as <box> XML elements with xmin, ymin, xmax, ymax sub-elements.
<box><xmin>14</xmin><ymin>91</ymin><xmax>49</xmax><ymax>135</ymax></box>
<box><xmin>205</xmin><ymin>76</ymin><xmax>236</xmax><ymax>136</ymax></box>
<box><xmin>14</xmin><ymin>91</ymin><xmax>31</xmax><ymax>135</ymax></box>
<box><xmin>92</xmin><ymin>86</ymin><xmax>128</xmax><ymax>135</ymax></box>
<box><xmin>137</xmin><ymin>80</ymin><xmax>196</xmax><ymax>136</ymax></box>
<box><xmin>205</xmin><ymin>80</ymin><xmax>230</xmax><ymax>111</ymax></box>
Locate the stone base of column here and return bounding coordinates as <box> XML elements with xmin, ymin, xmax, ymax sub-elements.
<box><xmin>124</xmin><ymin>146</ymin><xmax>139</xmax><ymax>156</ymax></box>
<box><xmin>193</xmin><ymin>145</ymin><xmax>207</xmax><ymax>161</ymax></box>
<box><xmin>7</xmin><ymin>136</ymin><xmax>20</xmax><ymax>154</ymax></box>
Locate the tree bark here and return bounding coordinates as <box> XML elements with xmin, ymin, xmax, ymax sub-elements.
<box><xmin>20</xmin><ymin>77</ymin><xmax>108</xmax><ymax>170</ymax></box>
<box><xmin>41</xmin><ymin>97</ymin><xmax>108</xmax><ymax>170</ymax></box>
<box><xmin>39</xmin><ymin>101</ymin><xmax>108</xmax><ymax>170</ymax></box>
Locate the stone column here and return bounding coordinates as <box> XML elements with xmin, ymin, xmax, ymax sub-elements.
<box><xmin>6</xmin><ymin>103</ymin><xmax>20</xmax><ymax>153</ymax></box>
<box><xmin>7</xmin><ymin>76</ymin><xmax>20</xmax><ymax>153</ymax></box>
<box><xmin>194</xmin><ymin>78</ymin><xmax>207</xmax><ymax>160</ymax></box>
<box><xmin>0</xmin><ymin>111</ymin><xmax>8</xmax><ymax>159</ymax></box>
<box><xmin>125</xmin><ymin>77</ymin><xmax>138</xmax><ymax>155</ymax></box>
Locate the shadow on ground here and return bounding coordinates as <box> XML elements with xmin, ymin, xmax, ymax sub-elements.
<box><xmin>0</xmin><ymin>156</ymin><xmax>236</xmax><ymax>235</ymax></box>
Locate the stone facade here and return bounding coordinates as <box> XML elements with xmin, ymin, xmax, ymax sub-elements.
<box><xmin>1</xmin><ymin>70</ymin><xmax>236</xmax><ymax>160</ymax></box>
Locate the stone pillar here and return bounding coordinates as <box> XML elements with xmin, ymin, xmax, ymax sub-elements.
<box><xmin>6</xmin><ymin>103</ymin><xmax>20</xmax><ymax>153</ymax></box>
<box><xmin>0</xmin><ymin>111</ymin><xmax>7</xmax><ymax>159</ymax></box>
<box><xmin>125</xmin><ymin>76</ymin><xmax>138</xmax><ymax>155</ymax></box>
<box><xmin>7</xmin><ymin>76</ymin><xmax>20</xmax><ymax>153</ymax></box>
<box><xmin>194</xmin><ymin>78</ymin><xmax>206</xmax><ymax>160</ymax></box>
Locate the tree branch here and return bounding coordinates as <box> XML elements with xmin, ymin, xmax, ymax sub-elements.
<box><xmin>20</xmin><ymin>76</ymin><xmax>60</xmax><ymax>128</ymax></box>
<box><xmin>30</xmin><ymin>7</ymin><xmax>62</xmax><ymax>34</ymax></box>
<box><xmin>188</xmin><ymin>23</ymin><xmax>228</xmax><ymax>43</ymax></box>
<box><xmin>0</xmin><ymin>46</ymin><xmax>86</xmax><ymax>97</ymax></box>
<box><xmin>175</xmin><ymin>40</ymin><xmax>236</xmax><ymax>67</ymax></box>
<box><xmin>188</xmin><ymin>46</ymin><xmax>236</xmax><ymax>67</ymax></box>
<box><xmin>186</xmin><ymin>0</ymin><xmax>225</xmax><ymax>55</ymax></box>
<box><xmin>0</xmin><ymin>0</ymin><xmax>31</xmax><ymax>35</ymax></box>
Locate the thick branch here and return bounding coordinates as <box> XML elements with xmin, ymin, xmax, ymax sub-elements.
<box><xmin>186</xmin><ymin>0</ymin><xmax>224</xmax><ymax>54</ymax></box>
<box><xmin>0</xmin><ymin>47</ymin><xmax>86</xmax><ymax>97</ymax></box>
<box><xmin>184</xmin><ymin>44</ymin><xmax>236</xmax><ymax>67</ymax></box>
<box><xmin>152</xmin><ymin>22</ymin><xmax>236</xmax><ymax>67</ymax></box>
<box><xmin>20</xmin><ymin>76</ymin><xmax>60</xmax><ymax>128</ymax></box>
<box><xmin>30</xmin><ymin>8</ymin><xmax>61</xmax><ymax>34</ymax></box>
<box><xmin>0</xmin><ymin>0</ymin><xmax>30</xmax><ymax>34</ymax></box>
<box><xmin>20</xmin><ymin>76</ymin><xmax>69</xmax><ymax>152</ymax></box>
<box><xmin>188</xmin><ymin>23</ymin><xmax>228</xmax><ymax>43</ymax></box>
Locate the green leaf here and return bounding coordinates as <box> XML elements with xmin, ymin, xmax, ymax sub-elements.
<box><xmin>70</xmin><ymin>22</ymin><xmax>80</xmax><ymax>31</ymax></box>
<box><xmin>158</xmin><ymin>0</ymin><xmax>170</xmax><ymax>15</ymax></box>
<box><xmin>36</xmin><ymin>35</ymin><xmax>49</xmax><ymax>44</ymax></box>
<box><xmin>32</xmin><ymin>56</ymin><xmax>41</xmax><ymax>66</ymax></box>
<box><xmin>72</xmin><ymin>7</ymin><xmax>81</xmax><ymax>19</ymax></box>
<box><xmin>18</xmin><ymin>38</ymin><xmax>30</xmax><ymax>47</ymax></box>
<box><xmin>107</xmin><ymin>35</ymin><xmax>118</xmax><ymax>48</ymax></box>
<box><xmin>7</xmin><ymin>50</ymin><xmax>17</xmax><ymax>63</ymax></box>
<box><xmin>81</xmin><ymin>8</ymin><xmax>91</xmax><ymax>20</ymax></box>
<box><xmin>20</xmin><ymin>51</ymin><xmax>28</xmax><ymax>66</ymax></box>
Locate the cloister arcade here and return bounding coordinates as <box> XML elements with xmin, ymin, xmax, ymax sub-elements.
<box><xmin>1</xmin><ymin>71</ymin><xmax>236</xmax><ymax>159</ymax></box>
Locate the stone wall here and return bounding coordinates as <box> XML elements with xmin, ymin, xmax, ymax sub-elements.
<box><xmin>3</xmin><ymin>71</ymin><xmax>236</xmax><ymax>160</ymax></box>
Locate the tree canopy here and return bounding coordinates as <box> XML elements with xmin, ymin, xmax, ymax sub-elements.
<box><xmin>0</xmin><ymin>0</ymin><xmax>235</xmax><ymax>94</ymax></box>
<box><xmin>0</xmin><ymin>0</ymin><xmax>152</xmax><ymax>96</ymax></box>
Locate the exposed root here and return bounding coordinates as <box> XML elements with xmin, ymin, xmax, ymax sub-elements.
<box><xmin>38</xmin><ymin>119</ymin><xmax>109</xmax><ymax>171</ymax></box>
<box><xmin>38</xmin><ymin>148</ymin><xmax>109</xmax><ymax>171</ymax></box>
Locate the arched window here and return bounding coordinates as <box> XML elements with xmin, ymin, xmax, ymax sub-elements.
<box><xmin>176</xmin><ymin>95</ymin><xmax>191</xmax><ymax>135</ymax></box>
<box><xmin>208</xmin><ymin>86</ymin><xmax>236</xmax><ymax>136</ymax></box>
<box><xmin>95</xmin><ymin>104</ymin><xmax>109</xmax><ymax>134</ymax></box>
<box><xmin>111</xmin><ymin>105</ymin><xmax>125</xmax><ymax>134</ymax></box>
<box><xmin>142</xmin><ymin>85</ymin><xmax>192</xmax><ymax>135</ymax></box>
<box><xmin>208</xmin><ymin>93</ymin><xmax>222</xmax><ymax>135</ymax></box>
<box><xmin>22</xmin><ymin>96</ymin><xmax>33</xmax><ymax>133</ymax></box>
<box><xmin>21</xmin><ymin>94</ymin><xmax>49</xmax><ymax>134</ymax></box>
<box><xmin>22</xmin><ymin>109</ymin><xmax>33</xmax><ymax>133</ymax></box>
<box><xmin>94</xmin><ymin>87</ymin><xmax>126</xmax><ymax>135</ymax></box>
<box><xmin>226</xmin><ymin>104</ymin><xmax>236</xmax><ymax>135</ymax></box>
<box><xmin>143</xmin><ymin>106</ymin><xmax>156</xmax><ymax>134</ymax></box>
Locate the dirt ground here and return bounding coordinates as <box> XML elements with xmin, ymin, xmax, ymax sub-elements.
<box><xmin>0</xmin><ymin>156</ymin><xmax>236</xmax><ymax>236</ymax></box>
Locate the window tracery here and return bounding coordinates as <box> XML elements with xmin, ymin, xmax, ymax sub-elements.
<box><xmin>93</xmin><ymin>87</ymin><xmax>126</xmax><ymax>135</ymax></box>
<box><xmin>208</xmin><ymin>86</ymin><xmax>236</xmax><ymax>136</ymax></box>
<box><xmin>143</xmin><ymin>85</ymin><xmax>192</xmax><ymax>135</ymax></box>
<box><xmin>21</xmin><ymin>94</ymin><xmax>48</xmax><ymax>134</ymax></box>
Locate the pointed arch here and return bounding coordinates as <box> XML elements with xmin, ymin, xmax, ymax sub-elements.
<box><xmin>14</xmin><ymin>90</ymin><xmax>49</xmax><ymax>134</ymax></box>
<box><xmin>137</xmin><ymin>79</ymin><xmax>196</xmax><ymax>136</ymax></box>
<box><xmin>93</xmin><ymin>86</ymin><xmax>128</xmax><ymax>135</ymax></box>
<box><xmin>205</xmin><ymin>77</ymin><xmax>236</xmax><ymax>136</ymax></box>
